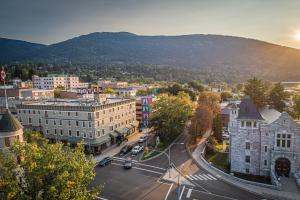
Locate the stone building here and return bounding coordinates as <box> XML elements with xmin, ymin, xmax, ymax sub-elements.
<box><xmin>16</xmin><ymin>95</ymin><xmax>138</xmax><ymax>154</ymax></box>
<box><xmin>229</xmin><ymin>96</ymin><xmax>300</xmax><ymax>181</ymax></box>
<box><xmin>0</xmin><ymin>109</ymin><xmax>24</xmax><ymax>149</ymax></box>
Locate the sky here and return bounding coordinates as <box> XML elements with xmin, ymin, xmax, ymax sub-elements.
<box><xmin>1</xmin><ymin>0</ymin><xmax>300</xmax><ymax>49</ymax></box>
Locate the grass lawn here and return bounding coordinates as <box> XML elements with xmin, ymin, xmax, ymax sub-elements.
<box><xmin>205</xmin><ymin>151</ymin><xmax>229</xmax><ymax>172</ymax></box>
<box><xmin>140</xmin><ymin>150</ymin><xmax>161</xmax><ymax>160</ymax></box>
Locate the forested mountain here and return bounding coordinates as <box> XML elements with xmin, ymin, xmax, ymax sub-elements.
<box><xmin>1</xmin><ymin>32</ymin><xmax>300</xmax><ymax>82</ymax></box>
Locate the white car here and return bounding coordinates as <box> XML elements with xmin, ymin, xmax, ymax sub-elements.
<box><xmin>132</xmin><ymin>145</ymin><xmax>144</xmax><ymax>155</ymax></box>
<box><xmin>138</xmin><ymin>136</ymin><xmax>147</xmax><ymax>143</ymax></box>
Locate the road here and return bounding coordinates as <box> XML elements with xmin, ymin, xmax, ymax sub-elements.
<box><xmin>92</xmin><ymin>133</ymin><xmax>271</xmax><ymax>200</ymax></box>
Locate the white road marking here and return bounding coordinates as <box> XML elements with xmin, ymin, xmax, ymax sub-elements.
<box><xmin>195</xmin><ymin>175</ymin><xmax>203</xmax><ymax>180</ymax></box>
<box><xmin>179</xmin><ymin>185</ymin><xmax>186</xmax><ymax>200</ymax></box>
<box><xmin>135</xmin><ymin>162</ymin><xmax>166</xmax><ymax>171</ymax></box>
<box><xmin>189</xmin><ymin>188</ymin><xmax>238</xmax><ymax>200</ymax></box>
<box><xmin>207</xmin><ymin>174</ymin><xmax>217</xmax><ymax>180</ymax></box>
<box><xmin>202</xmin><ymin>174</ymin><xmax>213</xmax><ymax>180</ymax></box>
<box><xmin>216</xmin><ymin>174</ymin><xmax>221</xmax><ymax>178</ymax></box>
<box><xmin>198</xmin><ymin>174</ymin><xmax>207</xmax><ymax>180</ymax></box>
<box><xmin>164</xmin><ymin>183</ymin><xmax>174</xmax><ymax>200</ymax></box>
<box><xmin>187</xmin><ymin>175</ymin><xmax>194</xmax><ymax>180</ymax></box>
<box><xmin>112</xmin><ymin>157</ymin><xmax>166</xmax><ymax>170</ymax></box>
<box><xmin>186</xmin><ymin>188</ymin><xmax>192</xmax><ymax>198</ymax></box>
<box><xmin>96</xmin><ymin>197</ymin><xmax>108</xmax><ymax>200</ymax></box>
<box><xmin>111</xmin><ymin>163</ymin><xmax>163</xmax><ymax>175</ymax></box>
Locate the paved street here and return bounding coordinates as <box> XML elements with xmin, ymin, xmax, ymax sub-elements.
<box><xmin>92</xmin><ymin>133</ymin><xmax>271</xmax><ymax>200</ymax></box>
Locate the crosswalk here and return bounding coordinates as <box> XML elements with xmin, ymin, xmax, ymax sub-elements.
<box><xmin>187</xmin><ymin>173</ymin><xmax>217</xmax><ymax>181</ymax></box>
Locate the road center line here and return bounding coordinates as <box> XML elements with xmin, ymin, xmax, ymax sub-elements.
<box><xmin>164</xmin><ymin>183</ymin><xmax>174</xmax><ymax>200</ymax></box>
<box><xmin>179</xmin><ymin>185</ymin><xmax>186</xmax><ymax>200</ymax></box>
<box><xmin>186</xmin><ymin>188</ymin><xmax>192</xmax><ymax>198</ymax></box>
<box><xmin>96</xmin><ymin>197</ymin><xmax>108</xmax><ymax>200</ymax></box>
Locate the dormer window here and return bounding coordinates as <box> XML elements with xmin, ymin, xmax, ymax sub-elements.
<box><xmin>246</xmin><ymin>121</ymin><xmax>252</xmax><ymax>128</ymax></box>
<box><xmin>253</xmin><ymin>122</ymin><xmax>257</xmax><ymax>128</ymax></box>
<box><xmin>241</xmin><ymin>121</ymin><xmax>245</xmax><ymax>127</ymax></box>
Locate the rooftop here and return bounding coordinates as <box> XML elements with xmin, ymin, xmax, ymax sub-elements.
<box><xmin>237</xmin><ymin>96</ymin><xmax>264</xmax><ymax>120</ymax></box>
<box><xmin>0</xmin><ymin>109</ymin><xmax>23</xmax><ymax>133</ymax></box>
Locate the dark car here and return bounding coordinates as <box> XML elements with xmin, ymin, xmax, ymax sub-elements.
<box><xmin>97</xmin><ymin>157</ymin><xmax>113</xmax><ymax>167</ymax></box>
<box><xmin>119</xmin><ymin>145</ymin><xmax>133</xmax><ymax>155</ymax></box>
<box><xmin>123</xmin><ymin>158</ymin><xmax>132</xmax><ymax>169</ymax></box>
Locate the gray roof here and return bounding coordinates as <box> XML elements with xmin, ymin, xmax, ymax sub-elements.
<box><xmin>237</xmin><ymin>96</ymin><xmax>264</xmax><ymax>120</ymax></box>
<box><xmin>259</xmin><ymin>107</ymin><xmax>281</xmax><ymax>124</ymax></box>
<box><xmin>0</xmin><ymin>109</ymin><xmax>23</xmax><ymax>133</ymax></box>
<box><xmin>221</xmin><ymin>107</ymin><xmax>231</xmax><ymax>115</ymax></box>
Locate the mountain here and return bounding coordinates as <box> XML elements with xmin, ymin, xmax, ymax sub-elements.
<box><xmin>1</xmin><ymin>32</ymin><xmax>300</xmax><ymax>81</ymax></box>
<box><xmin>0</xmin><ymin>38</ymin><xmax>45</xmax><ymax>62</ymax></box>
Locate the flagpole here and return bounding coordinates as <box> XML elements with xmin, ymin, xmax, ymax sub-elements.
<box><xmin>4</xmin><ymin>79</ymin><xmax>8</xmax><ymax>110</ymax></box>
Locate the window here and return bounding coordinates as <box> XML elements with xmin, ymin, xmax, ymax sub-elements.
<box><xmin>76</xmin><ymin>121</ymin><xmax>79</xmax><ymax>126</ymax></box>
<box><xmin>245</xmin><ymin>156</ymin><xmax>250</xmax><ymax>163</ymax></box>
<box><xmin>5</xmin><ymin>138</ymin><xmax>10</xmax><ymax>147</ymax></box>
<box><xmin>46</xmin><ymin>129</ymin><xmax>49</xmax><ymax>134</ymax></box>
<box><xmin>89</xmin><ymin>122</ymin><xmax>92</xmax><ymax>128</ymax></box>
<box><xmin>264</xmin><ymin>146</ymin><xmax>268</xmax><ymax>153</ymax></box>
<box><xmin>102</xmin><ymin>129</ymin><xmax>105</xmax><ymax>135</ymax></box>
<box><xmin>39</xmin><ymin>118</ymin><xmax>42</xmax><ymax>124</ymax></box>
<box><xmin>60</xmin><ymin>130</ymin><xmax>63</xmax><ymax>136</ymax></box>
<box><xmin>28</xmin><ymin>118</ymin><xmax>32</xmax><ymax>124</ymax></box>
<box><xmin>68</xmin><ymin>121</ymin><xmax>71</xmax><ymax>126</ymax></box>
<box><xmin>54</xmin><ymin>129</ymin><xmax>57</xmax><ymax>135</ymax></box>
<box><xmin>60</xmin><ymin>120</ymin><xmax>62</xmax><ymax>126</ymax></box>
<box><xmin>53</xmin><ymin>120</ymin><xmax>56</xmax><ymax>125</ymax></box>
<box><xmin>245</xmin><ymin>168</ymin><xmax>250</xmax><ymax>173</ymax></box>
<box><xmin>68</xmin><ymin>130</ymin><xmax>72</xmax><ymax>136</ymax></box>
<box><xmin>245</xmin><ymin>142</ymin><xmax>250</xmax><ymax>150</ymax></box>
<box><xmin>277</xmin><ymin>133</ymin><xmax>291</xmax><ymax>148</ymax></box>
<box><xmin>83</xmin><ymin>133</ymin><xmax>87</xmax><ymax>138</ymax></box>
<box><xmin>89</xmin><ymin>133</ymin><xmax>93</xmax><ymax>138</ymax></box>
<box><xmin>88</xmin><ymin>113</ymin><xmax>92</xmax><ymax>119</ymax></box>
<box><xmin>46</xmin><ymin>119</ymin><xmax>48</xmax><ymax>125</ymax></box>
<box><xmin>97</xmin><ymin>131</ymin><xmax>101</xmax><ymax>137</ymax></box>
<box><xmin>68</xmin><ymin>112</ymin><xmax>70</xmax><ymax>116</ymax></box>
<box><xmin>246</xmin><ymin>121</ymin><xmax>252</xmax><ymax>128</ymax></box>
<box><xmin>264</xmin><ymin>160</ymin><xmax>267</xmax><ymax>166</ymax></box>
<box><xmin>253</xmin><ymin>122</ymin><xmax>257</xmax><ymax>128</ymax></box>
<box><xmin>82</xmin><ymin>121</ymin><xmax>85</xmax><ymax>127</ymax></box>
<box><xmin>76</xmin><ymin>112</ymin><xmax>78</xmax><ymax>116</ymax></box>
<box><xmin>241</xmin><ymin>121</ymin><xmax>245</xmax><ymax>127</ymax></box>
<box><xmin>76</xmin><ymin>131</ymin><xmax>80</xmax><ymax>137</ymax></box>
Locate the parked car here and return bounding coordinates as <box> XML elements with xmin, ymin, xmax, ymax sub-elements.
<box><xmin>119</xmin><ymin>145</ymin><xmax>133</xmax><ymax>155</ymax></box>
<box><xmin>132</xmin><ymin>145</ymin><xmax>144</xmax><ymax>155</ymax></box>
<box><xmin>138</xmin><ymin>136</ymin><xmax>147</xmax><ymax>143</ymax></box>
<box><xmin>97</xmin><ymin>157</ymin><xmax>113</xmax><ymax>167</ymax></box>
<box><xmin>124</xmin><ymin>158</ymin><xmax>132</xmax><ymax>169</ymax></box>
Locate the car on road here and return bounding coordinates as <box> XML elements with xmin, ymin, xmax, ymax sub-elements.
<box><xmin>119</xmin><ymin>145</ymin><xmax>133</xmax><ymax>155</ymax></box>
<box><xmin>132</xmin><ymin>145</ymin><xmax>144</xmax><ymax>155</ymax></box>
<box><xmin>138</xmin><ymin>136</ymin><xmax>147</xmax><ymax>143</ymax></box>
<box><xmin>97</xmin><ymin>157</ymin><xmax>113</xmax><ymax>167</ymax></box>
<box><xmin>123</xmin><ymin>158</ymin><xmax>132</xmax><ymax>169</ymax></box>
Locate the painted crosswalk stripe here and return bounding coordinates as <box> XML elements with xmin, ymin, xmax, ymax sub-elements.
<box><xmin>197</xmin><ymin>174</ymin><xmax>207</xmax><ymax>181</ymax></box>
<box><xmin>202</xmin><ymin>174</ymin><xmax>213</xmax><ymax>180</ymax></box>
<box><xmin>187</xmin><ymin>175</ymin><xmax>194</xmax><ymax>180</ymax></box>
<box><xmin>195</xmin><ymin>175</ymin><xmax>204</xmax><ymax>180</ymax></box>
<box><xmin>207</xmin><ymin>174</ymin><xmax>217</xmax><ymax>180</ymax></box>
<box><xmin>186</xmin><ymin>188</ymin><xmax>192</xmax><ymax>198</ymax></box>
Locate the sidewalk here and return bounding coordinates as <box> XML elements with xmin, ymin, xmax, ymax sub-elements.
<box><xmin>190</xmin><ymin>135</ymin><xmax>300</xmax><ymax>200</ymax></box>
<box><xmin>93</xmin><ymin>131</ymin><xmax>144</xmax><ymax>162</ymax></box>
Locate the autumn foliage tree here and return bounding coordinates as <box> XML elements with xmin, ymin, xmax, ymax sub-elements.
<box><xmin>0</xmin><ymin>139</ymin><xmax>100</xmax><ymax>200</ymax></box>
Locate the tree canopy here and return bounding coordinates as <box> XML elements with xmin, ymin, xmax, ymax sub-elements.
<box><xmin>188</xmin><ymin>80</ymin><xmax>205</xmax><ymax>92</ymax></box>
<box><xmin>0</xmin><ymin>138</ymin><xmax>100</xmax><ymax>200</ymax></box>
<box><xmin>244</xmin><ymin>77</ymin><xmax>268</xmax><ymax>108</ymax></box>
<box><xmin>292</xmin><ymin>94</ymin><xmax>300</xmax><ymax>120</ymax></box>
<box><xmin>198</xmin><ymin>91</ymin><xmax>221</xmax><ymax>117</ymax></box>
<box><xmin>268</xmin><ymin>82</ymin><xmax>288</xmax><ymax>112</ymax></box>
<box><xmin>149</xmin><ymin>92</ymin><xmax>194</xmax><ymax>142</ymax></box>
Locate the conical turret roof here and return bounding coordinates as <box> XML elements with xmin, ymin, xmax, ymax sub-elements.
<box><xmin>0</xmin><ymin>109</ymin><xmax>23</xmax><ymax>133</ymax></box>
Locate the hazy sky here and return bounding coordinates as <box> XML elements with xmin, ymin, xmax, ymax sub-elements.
<box><xmin>1</xmin><ymin>0</ymin><xmax>300</xmax><ymax>48</ymax></box>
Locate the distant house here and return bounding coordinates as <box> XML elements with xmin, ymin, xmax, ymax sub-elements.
<box><xmin>229</xmin><ymin>96</ymin><xmax>300</xmax><ymax>184</ymax></box>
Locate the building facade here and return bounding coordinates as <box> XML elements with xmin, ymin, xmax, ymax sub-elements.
<box><xmin>136</xmin><ymin>96</ymin><xmax>157</xmax><ymax>128</ymax></box>
<box><xmin>32</xmin><ymin>75</ymin><xmax>88</xmax><ymax>89</ymax></box>
<box><xmin>16</xmin><ymin>96</ymin><xmax>138</xmax><ymax>153</ymax></box>
<box><xmin>229</xmin><ymin>96</ymin><xmax>300</xmax><ymax>181</ymax></box>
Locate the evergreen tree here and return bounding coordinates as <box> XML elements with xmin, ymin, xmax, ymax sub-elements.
<box><xmin>268</xmin><ymin>82</ymin><xmax>287</xmax><ymax>112</ymax></box>
<box><xmin>244</xmin><ymin>77</ymin><xmax>268</xmax><ymax>108</ymax></box>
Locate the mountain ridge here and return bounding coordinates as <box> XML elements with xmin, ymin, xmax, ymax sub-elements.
<box><xmin>1</xmin><ymin>32</ymin><xmax>300</xmax><ymax>82</ymax></box>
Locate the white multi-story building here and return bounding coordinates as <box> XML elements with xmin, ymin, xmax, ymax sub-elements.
<box><xmin>32</xmin><ymin>75</ymin><xmax>88</xmax><ymax>89</ymax></box>
<box><xmin>229</xmin><ymin>96</ymin><xmax>300</xmax><ymax>183</ymax></box>
<box><xmin>16</xmin><ymin>94</ymin><xmax>138</xmax><ymax>154</ymax></box>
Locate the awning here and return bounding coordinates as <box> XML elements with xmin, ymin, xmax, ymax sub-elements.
<box><xmin>109</xmin><ymin>131</ymin><xmax>119</xmax><ymax>138</ymax></box>
<box><xmin>115</xmin><ymin>127</ymin><xmax>130</xmax><ymax>136</ymax></box>
<box><xmin>89</xmin><ymin>134</ymin><xmax>111</xmax><ymax>146</ymax></box>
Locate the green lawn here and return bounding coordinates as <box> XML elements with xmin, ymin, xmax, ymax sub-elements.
<box><xmin>206</xmin><ymin>151</ymin><xmax>229</xmax><ymax>172</ymax></box>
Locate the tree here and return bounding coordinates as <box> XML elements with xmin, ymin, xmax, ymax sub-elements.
<box><xmin>268</xmin><ymin>82</ymin><xmax>288</xmax><ymax>112</ymax></box>
<box><xmin>188</xmin><ymin>80</ymin><xmax>204</xmax><ymax>92</ymax></box>
<box><xmin>220</xmin><ymin>91</ymin><xmax>233</xmax><ymax>102</ymax></box>
<box><xmin>103</xmin><ymin>87</ymin><xmax>116</xmax><ymax>94</ymax></box>
<box><xmin>189</xmin><ymin>103</ymin><xmax>213</xmax><ymax>139</ymax></box>
<box><xmin>292</xmin><ymin>94</ymin><xmax>300</xmax><ymax>120</ymax></box>
<box><xmin>198</xmin><ymin>92</ymin><xmax>221</xmax><ymax>117</ymax></box>
<box><xmin>0</xmin><ymin>141</ymin><xmax>100</xmax><ymax>200</ymax></box>
<box><xmin>244</xmin><ymin>77</ymin><xmax>268</xmax><ymax>108</ymax></box>
<box><xmin>149</xmin><ymin>92</ymin><xmax>193</xmax><ymax>143</ymax></box>
<box><xmin>54</xmin><ymin>85</ymin><xmax>65</xmax><ymax>98</ymax></box>
<box><xmin>212</xmin><ymin>115</ymin><xmax>223</xmax><ymax>142</ymax></box>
